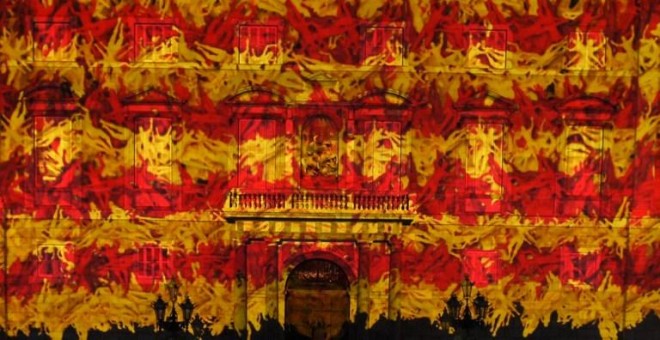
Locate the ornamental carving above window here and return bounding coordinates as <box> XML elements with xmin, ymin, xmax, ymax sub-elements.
<box><xmin>287</xmin><ymin>259</ymin><xmax>349</xmax><ymax>290</ymax></box>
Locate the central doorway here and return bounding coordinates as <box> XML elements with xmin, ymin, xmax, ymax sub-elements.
<box><xmin>285</xmin><ymin>259</ymin><xmax>350</xmax><ymax>339</ymax></box>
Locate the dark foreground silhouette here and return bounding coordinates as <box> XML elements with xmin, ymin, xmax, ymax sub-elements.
<box><xmin>2</xmin><ymin>311</ymin><xmax>658</xmax><ymax>339</ymax></box>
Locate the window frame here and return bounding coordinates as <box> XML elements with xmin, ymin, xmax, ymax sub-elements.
<box><xmin>36</xmin><ymin>243</ymin><xmax>74</xmax><ymax>281</ymax></box>
<box><xmin>464</xmin><ymin>26</ymin><xmax>508</xmax><ymax>70</ymax></box>
<box><xmin>556</xmin><ymin>120</ymin><xmax>607</xmax><ymax>217</ymax></box>
<box><xmin>559</xmin><ymin>246</ymin><xmax>605</xmax><ymax>288</ymax></box>
<box><xmin>237</xmin><ymin>23</ymin><xmax>282</xmax><ymax>65</ymax></box>
<box><xmin>362</xmin><ymin>24</ymin><xmax>406</xmax><ymax>66</ymax></box>
<box><xmin>462</xmin><ymin>117</ymin><xmax>507</xmax><ymax>214</ymax></box>
<box><xmin>123</xmin><ymin>90</ymin><xmax>182</xmax><ymax>210</ymax></box>
<box><xmin>135</xmin><ymin>245</ymin><xmax>170</xmax><ymax>283</ymax></box>
<box><xmin>564</xmin><ymin>31</ymin><xmax>608</xmax><ymax>71</ymax></box>
<box><xmin>32</xmin><ymin>17</ymin><xmax>76</xmax><ymax>63</ymax></box>
<box><xmin>133</xmin><ymin>18</ymin><xmax>179</xmax><ymax>63</ymax></box>
<box><xmin>462</xmin><ymin>249</ymin><xmax>501</xmax><ymax>287</ymax></box>
<box><xmin>26</xmin><ymin>86</ymin><xmax>80</xmax><ymax>209</ymax></box>
<box><xmin>236</xmin><ymin>113</ymin><xmax>287</xmax><ymax>191</ymax></box>
<box><xmin>131</xmin><ymin>114</ymin><xmax>178</xmax><ymax>209</ymax></box>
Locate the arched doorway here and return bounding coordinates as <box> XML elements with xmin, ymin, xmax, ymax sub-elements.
<box><xmin>285</xmin><ymin>259</ymin><xmax>350</xmax><ymax>339</ymax></box>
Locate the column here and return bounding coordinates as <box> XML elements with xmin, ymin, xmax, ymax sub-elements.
<box><xmin>265</xmin><ymin>241</ymin><xmax>279</xmax><ymax>319</ymax></box>
<box><xmin>357</xmin><ymin>241</ymin><xmax>371</xmax><ymax>316</ymax></box>
<box><xmin>232</xmin><ymin>239</ymin><xmax>247</xmax><ymax>334</ymax></box>
<box><xmin>388</xmin><ymin>238</ymin><xmax>402</xmax><ymax>319</ymax></box>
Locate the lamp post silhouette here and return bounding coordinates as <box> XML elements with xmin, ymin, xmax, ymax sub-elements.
<box><xmin>152</xmin><ymin>280</ymin><xmax>200</xmax><ymax>338</ymax></box>
<box><xmin>439</xmin><ymin>276</ymin><xmax>490</xmax><ymax>339</ymax></box>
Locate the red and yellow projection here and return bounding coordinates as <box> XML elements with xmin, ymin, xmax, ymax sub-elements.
<box><xmin>0</xmin><ymin>0</ymin><xmax>658</xmax><ymax>339</ymax></box>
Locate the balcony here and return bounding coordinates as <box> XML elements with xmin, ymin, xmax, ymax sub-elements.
<box><xmin>223</xmin><ymin>189</ymin><xmax>414</xmax><ymax>224</ymax></box>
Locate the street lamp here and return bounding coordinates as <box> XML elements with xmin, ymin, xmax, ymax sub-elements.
<box><xmin>438</xmin><ymin>276</ymin><xmax>490</xmax><ymax>337</ymax></box>
<box><xmin>152</xmin><ymin>280</ymin><xmax>199</xmax><ymax>337</ymax></box>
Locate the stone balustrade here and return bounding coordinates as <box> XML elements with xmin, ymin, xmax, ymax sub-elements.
<box><xmin>226</xmin><ymin>190</ymin><xmax>411</xmax><ymax>212</ymax></box>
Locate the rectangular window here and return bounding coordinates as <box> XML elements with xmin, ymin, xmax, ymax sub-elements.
<box><xmin>466</xmin><ymin>29</ymin><xmax>507</xmax><ymax>69</ymax></box>
<box><xmin>33</xmin><ymin>19</ymin><xmax>74</xmax><ymax>62</ymax></box>
<box><xmin>137</xmin><ymin>246</ymin><xmax>168</xmax><ymax>280</ymax></box>
<box><xmin>134</xmin><ymin>117</ymin><xmax>173</xmax><ymax>207</ymax></box>
<box><xmin>135</xmin><ymin>22</ymin><xmax>178</xmax><ymax>62</ymax></box>
<box><xmin>359</xmin><ymin>120</ymin><xmax>402</xmax><ymax>191</ymax></box>
<box><xmin>463</xmin><ymin>249</ymin><xmax>500</xmax><ymax>287</ymax></box>
<box><xmin>34</xmin><ymin>116</ymin><xmax>74</xmax><ymax>206</ymax></box>
<box><xmin>465</xmin><ymin>121</ymin><xmax>504</xmax><ymax>213</ymax></box>
<box><xmin>238</xmin><ymin>24</ymin><xmax>280</xmax><ymax>65</ymax></box>
<box><xmin>560</xmin><ymin>124</ymin><xmax>604</xmax><ymax>215</ymax></box>
<box><xmin>37</xmin><ymin>243</ymin><xmax>74</xmax><ymax>280</ymax></box>
<box><xmin>364</xmin><ymin>26</ymin><xmax>404</xmax><ymax>66</ymax></box>
<box><xmin>565</xmin><ymin>31</ymin><xmax>607</xmax><ymax>70</ymax></box>
<box><xmin>238</xmin><ymin>118</ymin><xmax>285</xmax><ymax>189</ymax></box>
<box><xmin>560</xmin><ymin>247</ymin><xmax>604</xmax><ymax>288</ymax></box>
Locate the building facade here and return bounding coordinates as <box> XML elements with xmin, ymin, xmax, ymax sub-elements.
<box><xmin>0</xmin><ymin>0</ymin><xmax>658</xmax><ymax>339</ymax></box>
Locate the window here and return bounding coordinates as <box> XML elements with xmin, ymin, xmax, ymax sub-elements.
<box><xmin>364</xmin><ymin>26</ymin><xmax>404</xmax><ymax>66</ymax></box>
<box><xmin>134</xmin><ymin>117</ymin><xmax>174</xmax><ymax>208</ymax></box>
<box><xmin>238</xmin><ymin>118</ymin><xmax>286</xmax><ymax>190</ymax></box>
<box><xmin>463</xmin><ymin>249</ymin><xmax>500</xmax><ymax>287</ymax></box>
<box><xmin>134</xmin><ymin>22</ymin><xmax>178</xmax><ymax>62</ymax></box>
<box><xmin>238</xmin><ymin>24</ymin><xmax>280</xmax><ymax>65</ymax></box>
<box><xmin>301</xmin><ymin>115</ymin><xmax>339</xmax><ymax>181</ymax></box>
<box><xmin>33</xmin><ymin>18</ymin><xmax>75</xmax><ymax>62</ymax></box>
<box><xmin>37</xmin><ymin>243</ymin><xmax>74</xmax><ymax>280</ymax></box>
<box><xmin>560</xmin><ymin>247</ymin><xmax>604</xmax><ymax>288</ymax></box>
<box><xmin>466</xmin><ymin>28</ymin><xmax>507</xmax><ymax>69</ymax></box>
<box><xmin>358</xmin><ymin>120</ymin><xmax>402</xmax><ymax>191</ymax></box>
<box><xmin>558</xmin><ymin>124</ymin><xmax>604</xmax><ymax>216</ymax></box>
<box><xmin>464</xmin><ymin>121</ymin><xmax>504</xmax><ymax>213</ymax></box>
<box><xmin>565</xmin><ymin>31</ymin><xmax>607</xmax><ymax>70</ymax></box>
<box><xmin>34</xmin><ymin>115</ymin><xmax>77</xmax><ymax>206</ymax></box>
<box><xmin>136</xmin><ymin>246</ymin><xmax>169</xmax><ymax>281</ymax></box>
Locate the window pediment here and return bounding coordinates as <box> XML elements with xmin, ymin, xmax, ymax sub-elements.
<box><xmin>227</xmin><ymin>87</ymin><xmax>287</xmax><ymax>105</ymax></box>
<box><xmin>122</xmin><ymin>88</ymin><xmax>183</xmax><ymax>114</ymax></box>
<box><xmin>556</xmin><ymin>96</ymin><xmax>616</xmax><ymax>122</ymax></box>
<box><xmin>456</xmin><ymin>92</ymin><xmax>516</xmax><ymax>118</ymax></box>
<box><xmin>122</xmin><ymin>88</ymin><xmax>183</xmax><ymax>105</ymax></box>
<box><xmin>356</xmin><ymin>90</ymin><xmax>410</xmax><ymax>108</ymax></box>
<box><xmin>25</xmin><ymin>83</ymin><xmax>78</xmax><ymax>113</ymax></box>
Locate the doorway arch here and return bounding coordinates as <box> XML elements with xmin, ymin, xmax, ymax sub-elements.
<box><xmin>285</xmin><ymin>259</ymin><xmax>350</xmax><ymax>339</ymax></box>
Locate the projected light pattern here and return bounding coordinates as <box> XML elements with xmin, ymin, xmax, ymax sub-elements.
<box><xmin>0</xmin><ymin>1</ymin><xmax>658</xmax><ymax>339</ymax></box>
